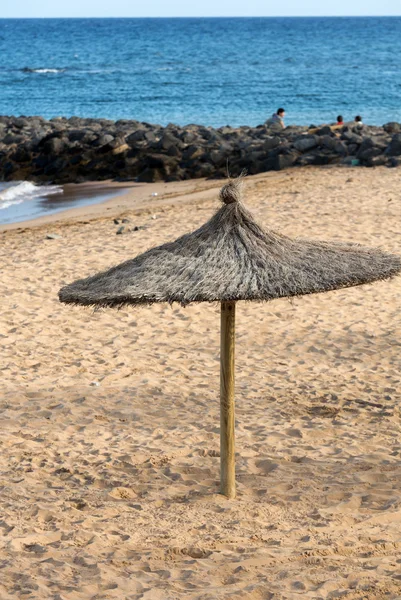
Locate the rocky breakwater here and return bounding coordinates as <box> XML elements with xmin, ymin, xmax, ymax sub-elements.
<box><xmin>0</xmin><ymin>116</ymin><xmax>400</xmax><ymax>184</ymax></box>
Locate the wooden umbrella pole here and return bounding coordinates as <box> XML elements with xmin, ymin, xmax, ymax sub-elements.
<box><xmin>220</xmin><ymin>301</ymin><xmax>236</xmax><ymax>499</ymax></box>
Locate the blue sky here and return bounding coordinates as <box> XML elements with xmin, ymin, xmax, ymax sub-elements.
<box><xmin>1</xmin><ymin>0</ymin><xmax>400</xmax><ymax>18</ymax></box>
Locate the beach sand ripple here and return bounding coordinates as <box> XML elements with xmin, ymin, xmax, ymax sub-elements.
<box><xmin>1</xmin><ymin>167</ymin><xmax>401</xmax><ymax>599</ymax></box>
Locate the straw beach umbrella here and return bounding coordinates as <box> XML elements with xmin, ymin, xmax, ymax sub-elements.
<box><xmin>59</xmin><ymin>179</ymin><xmax>401</xmax><ymax>499</ymax></box>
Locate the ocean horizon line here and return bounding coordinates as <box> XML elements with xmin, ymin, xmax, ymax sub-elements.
<box><xmin>1</xmin><ymin>15</ymin><xmax>401</xmax><ymax>20</ymax></box>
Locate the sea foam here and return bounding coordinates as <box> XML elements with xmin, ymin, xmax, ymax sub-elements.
<box><xmin>0</xmin><ymin>181</ymin><xmax>63</xmax><ymax>210</ymax></box>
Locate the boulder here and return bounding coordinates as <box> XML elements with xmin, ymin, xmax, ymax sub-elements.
<box><xmin>136</xmin><ymin>168</ymin><xmax>165</xmax><ymax>183</ymax></box>
<box><xmin>341</xmin><ymin>131</ymin><xmax>363</xmax><ymax>145</ymax></box>
<box><xmin>347</xmin><ymin>144</ymin><xmax>358</xmax><ymax>155</ymax></box>
<box><xmin>44</xmin><ymin>157</ymin><xmax>68</xmax><ymax>175</ymax></box>
<box><xmin>293</xmin><ymin>135</ymin><xmax>318</xmax><ymax>152</ymax></box>
<box><xmin>265</xmin><ymin>152</ymin><xmax>298</xmax><ymax>171</ymax></box>
<box><xmin>263</xmin><ymin>136</ymin><xmax>282</xmax><ymax>151</ymax></box>
<box><xmin>42</xmin><ymin>137</ymin><xmax>66</xmax><ymax>155</ymax></box>
<box><xmin>138</xmin><ymin>154</ymin><xmax>179</xmax><ymax>177</ymax></box>
<box><xmin>315</xmin><ymin>125</ymin><xmax>333</xmax><ymax>136</ymax></box>
<box><xmin>386</xmin><ymin>134</ymin><xmax>401</xmax><ymax>156</ymax></box>
<box><xmin>320</xmin><ymin>135</ymin><xmax>337</xmax><ymax>150</ymax></box>
<box><xmin>68</xmin><ymin>129</ymin><xmax>89</xmax><ymax>142</ymax></box>
<box><xmin>12</xmin><ymin>146</ymin><xmax>32</xmax><ymax>163</ymax></box>
<box><xmin>3</xmin><ymin>133</ymin><xmax>25</xmax><ymax>145</ymax></box>
<box><xmin>157</xmin><ymin>133</ymin><xmax>183</xmax><ymax>152</ymax></box>
<box><xmin>167</xmin><ymin>145</ymin><xmax>181</xmax><ymax>157</ymax></box>
<box><xmin>126</xmin><ymin>130</ymin><xmax>147</xmax><ymax>146</ymax></box>
<box><xmin>366</xmin><ymin>155</ymin><xmax>388</xmax><ymax>167</ymax></box>
<box><xmin>13</xmin><ymin>117</ymin><xmax>30</xmax><ymax>129</ymax></box>
<box><xmin>182</xmin><ymin>145</ymin><xmax>204</xmax><ymax>161</ymax></box>
<box><xmin>333</xmin><ymin>140</ymin><xmax>348</xmax><ymax>156</ymax></box>
<box><xmin>357</xmin><ymin>147</ymin><xmax>383</xmax><ymax>162</ymax></box>
<box><xmin>383</xmin><ymin>122</ymin><xmax>400</xmax><ymax>134</ymax></box>
<box><xmin>180</xmin><ymin>131</ymin><xmax>198</xmax><ymax>144</ymax></box>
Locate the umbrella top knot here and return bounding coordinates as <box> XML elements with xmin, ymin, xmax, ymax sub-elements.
<box><xmin>219</xmin><ymin>179</ymin><xmax>242</xmax><ymax>205</ymax></box>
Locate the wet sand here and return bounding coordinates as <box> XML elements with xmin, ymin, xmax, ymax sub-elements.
<box><xmin>1</xmin><ymin>166</ymin><xmax>401</xmax><ymax>599</ymax></box>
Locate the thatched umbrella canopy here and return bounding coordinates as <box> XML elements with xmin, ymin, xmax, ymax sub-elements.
<box><xmin>59</xmin><ymin>179</ymin><xmax>401</xmax><ymax>498</ymax></box>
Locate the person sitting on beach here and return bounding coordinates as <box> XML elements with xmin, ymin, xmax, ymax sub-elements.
<box><xmin>266</xmin><ymin>108</ymin><xmax>285</xmax><ymax>131</ymax></box>
<box><xmin>354</xmin><ymin>115</ymin><xmax>363</xmax><ymax>124</ymax></box>
<box><xmin>336</xmin><ymin>115</ymin><xmax>344</xmax><ymax>125</ymax></box>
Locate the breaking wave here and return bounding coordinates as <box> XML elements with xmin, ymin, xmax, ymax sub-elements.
<box><xmin>22</xmin><ymin>67</ymin><xmax>66</xmax><ymax>74</ymax></box>
<box><xmin>0</xmin><ymin>181</ymin><xmax>63</xmax><ymax>210</ymax></box>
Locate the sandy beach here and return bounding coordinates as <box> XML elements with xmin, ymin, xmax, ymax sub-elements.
<box><xmin>1</xmin><ymin>165</ymin><xmax>401</xmax><ymax>599</ymax></box>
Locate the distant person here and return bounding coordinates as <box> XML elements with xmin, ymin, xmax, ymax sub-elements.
<box><xmin>353</xmin><ymin>115</ymin><xmax>364</xmax><ymax>131</ymax></box>
<box><xmin>266</xmin><ymin>108</ymin><xmax>285</xmax><ymax>131</ymax></box>
<box><xmin>336</xmin><ymin>115</ymin><xmax>344</xmax><ymax>125</ymax></box>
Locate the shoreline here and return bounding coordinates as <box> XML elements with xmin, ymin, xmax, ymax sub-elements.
<box><xmin>0</xmin><ymin>176</ymin><xmax>227</xmax><ymax>232</ymax></box>
<box><xmin>0</xmin><ymin>170</ymin><xmax>296</xmax><ymax>233</ymax></box>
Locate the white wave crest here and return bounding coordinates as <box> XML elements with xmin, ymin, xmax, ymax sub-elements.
<box><xmin>0</xmin><ymin>181</ymin><xmax>63</xmax><ymax>210</ymax></box>
<box><xmin>23</xmin><ymin>67</ymin><xmax>66</xmax><ymax>74</ymax></box>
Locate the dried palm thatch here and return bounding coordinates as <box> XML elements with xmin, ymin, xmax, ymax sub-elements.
<box><xmin>59</xmin><ymin>178</ymin><xmax>401</xmax><ymax>308</ymax></box>
<box><xmin>59</xmin><ymin>178</ymin><xmax>401</xmax><ymax>499</ymax></box>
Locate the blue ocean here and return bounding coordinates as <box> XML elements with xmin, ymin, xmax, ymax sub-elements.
<box><xmin>0</xmin><ymin>17</ymin><xmax>400</xmax><ymax>127</ymax></box>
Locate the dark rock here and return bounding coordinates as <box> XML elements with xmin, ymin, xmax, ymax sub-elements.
<box><xmin>157</xmin><ymin>133</ymin><xmax>182</xmax><ymax>152</ymax></box>
<box><xmin>3</xmin><ymin>133</ymin><xmax>25</xmax><ymax>145</ymax></box>
<box><xmin>341</xmin><ymin>131</ymin><xmax>363</xmax><ymax>145</ymax></box>
<box><xmin>144</xmin><ymin>153</ymin><xmax>179</xmax><ymax>174</ymax></box>
<box><xmin>136</xmin><ymin>168</ymin><xmax>164</xmax><ymax>183</ymax></box>
<box><xmin>116</xmin><ymin>226</ymin><xmax>125</xmax><ymax>235</ymax></box>
<box><xmin>68</xmin><ymin>129</ymin><xmax>90</xmax><ymax>142</ymax></box>
<box><xmin>386</xmin><ymin>134</ymin><xmax>401</xmax><ymax>156</ymax></box>
<box><xmin>97</xmin><ymin>134</ymin><xmax>115</xmax><ymax>147</ymax></box>
<box><xmin>69</xmin><ymin>154</ymin><xmax>83</xmax><ymax>166</ymax></box>
<box><xmin>13</xmin><ymin>117</ymin><xmax>30</xmax><ymax>129</ymax></box>
<box><xmin>3</xmin><ymin>161</ymin><xmax>17</xmax><ymax>178</ymax></box>
<box><xmin>126</xmin><ymin>130</ymin><xmax>146</xmax><ymax>145</ymax></box>
<box><xmin>305</xmin><ymin>151</ymin><xmax>340</xmax><ymax>166</ymax></box>
<box><xmin>209</xmin><ymin>145</ymin><xmax>233</xmax><ymax>167</ymax></box>
<box><xmin>113</xmin><ymin>219</ymin><xmax>120</xmax><ymax>224</ymax></box>
<box><xmin>357</xmin><ymin>138</ymin><xmax>384</xmax><ymax>162</ymax></box>
<box><xmin>263</xmin><ymin>136</ymin><xmax>281</xmax><ymax>151</ymax></box>
<box><xmin>182</xmin><ymin>145</ymin><xmax>204</xmax><ymax>161</ymax></box>
<box><xmin>144</xmin><ymin>131</ymin><xmax>157</xmax><ymax>144</ymax></box>
<box><xmin>0</xmin><ymin>115</ymin><xmax>398</xmax><ymax>184</ymax></box>
<box><xmin>32</xmin><ymin>155</ymin><xmax>50</xmax><ymax>169</ymax></box>
<box><xmin>320</xmin><ymin>135</ymin><xmax>337</xmax><ymax>150</ymax></box>
<box><xmin>267</xmin><ymin>152</ymin><xmax>299</xmax><ymax>171</ymax></box>
<box><xmin>333</xmin><ymin>140</ymin><xmax>348</xmax><ymax>156</ymax></box>
<box><xmin>347</xmin><ymin>144</ymin><xmax>358</xmax><ymax>155</ymax></box>
<box><xmin>180</xmin><ymin>130</ymin><xmax>199</xmax><ymax>144</ymax></box>
<box><xmin>383</xmin><ymin>122</ymin><xmax>400</xmax><ymax>134</ymax></box>
<box><xmin>167</xmin><ymin>145</ymin><xmax>181</xmax><ymax>158</ymax></box>
<box><xmin>190</xmin><ymin>162</ymin><xmax>215</xmax><ymax>178</ymax></box>
<box><xmin>315</xmin><ymin>126</ymin><xmax>333</xmax><ymax>136</ymax></box>
<box><xmin>12</xmin><ymin>146</ymin><xmax>32</xmax><ymax>162</ymax></box>
<box><xmin>293</xmin><ymin>135</ymin><xmax>318</xmax><ymax>152</ymax></box>
<box><xmin>42</xmin><ymin>137</ymin><xmax>66</xmax><ymax>155</ymax></box>
<box><xmin>44</xmin><ymin>157</ymin><xmax>68</xmax><ymax>175</ymax></box>
<box><xmin>366</xmin><ymin>155</ymin><xmax>388</xmax><ymax>167</ymax></box>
